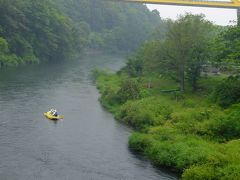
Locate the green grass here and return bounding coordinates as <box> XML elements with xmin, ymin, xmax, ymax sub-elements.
<box><xmin>95</xmin><ymin>71</ymin><xmax>240</xmax><ymax>179</ymax></box>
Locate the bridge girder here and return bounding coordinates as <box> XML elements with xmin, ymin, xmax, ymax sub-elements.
<box><xmin>124</xmin><ymin>0</ymin><xmax>240</xmax><ymax>9</ymax></box>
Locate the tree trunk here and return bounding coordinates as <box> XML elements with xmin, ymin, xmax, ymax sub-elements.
<box><xmin>192</xmin><ymin>66</ymin><xmax>200</xmax><ymax>92</ymax></box>
<box><xmin>192</xmin><ymin>77</ymin><xmax>197</xmax><ymax>91</ymax></box>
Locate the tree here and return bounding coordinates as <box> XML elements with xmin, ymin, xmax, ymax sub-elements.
<box><xmin>0</xmin><ymin>37</ymin><xmax>8</xmax><ymax>54</ymax></box>
<box><xmin>163</xmin><ymin>14</ymin><xmax>214</xmax><ymax>91</ymax></box>
<box><xmin>0</xmin><ymin>37</ymin><xmax>21</xmax><ymax>67</ymax></box>
<box><xmin>214</xmin><ymin>25</ymin><xmax>240</xmax><ymax>66</ymax></box>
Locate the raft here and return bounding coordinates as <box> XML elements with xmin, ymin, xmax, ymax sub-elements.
<box><xmin>44</xmin><ymin>111</ymin><xmax>64</xmax><ymax>120</ymax></box>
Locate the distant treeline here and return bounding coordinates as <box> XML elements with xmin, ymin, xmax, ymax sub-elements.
<box><xmin>0</xmin><ymin>0</ymin><xmax>161</xmax><ymax>67</ymax></box>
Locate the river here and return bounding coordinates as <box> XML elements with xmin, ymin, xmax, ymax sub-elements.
<box><xmin>0</xmin><ymin>54</ymin><xmax>177</xmax><ymax>180</ymax></box>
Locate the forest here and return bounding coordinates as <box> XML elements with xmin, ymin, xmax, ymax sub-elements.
<box><xmin>96</xmin><ymin>14</ymin><xmax>240</xmax><ymax>179</ymax></box>
<box><xmin>0</xmin><ymin>0</ymin><xmax>161</xmax><ymax>67</ymax></box>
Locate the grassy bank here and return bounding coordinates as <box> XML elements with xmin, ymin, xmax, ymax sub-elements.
<box><xmin>95</xmin><ymin>70</ymin><xmax>240</xmax><ymax>179</ymax></box>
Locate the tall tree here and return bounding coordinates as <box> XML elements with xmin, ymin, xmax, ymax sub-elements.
<box><xmin>163</xmin><ymin>14</ymin><xmax>214</xmax><ymax>91</ymax></box>
<box><xmin>126</xmin><ymin>14</ymin><xmax>216</xmax><ymax>91</ymax></box>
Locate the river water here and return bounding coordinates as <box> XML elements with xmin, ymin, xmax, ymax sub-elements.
<box><xmin>0</xmin><ymin>54</ymin><xmax>177</xmax><ymax>180</ymax></box>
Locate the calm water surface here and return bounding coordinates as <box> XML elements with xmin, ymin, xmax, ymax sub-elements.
<box><xmin>0</xmin><ymin>54</ymin><xmax>178</xmax><ymax>180</ymax></box>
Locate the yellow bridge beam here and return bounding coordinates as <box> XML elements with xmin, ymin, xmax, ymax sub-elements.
<box><xmin>124</xmin><ymin>0</ymin><xmax>240</xmax><ymax>8</ymax></box>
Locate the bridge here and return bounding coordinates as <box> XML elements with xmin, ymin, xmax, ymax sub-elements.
<box><xmin>124</xmin><ymin>0</ymin><xmax>240</xmax><ymax>8</ymax></box>
<box><xmin>122</xmin><ymin>0</ymin><xmax>240</xmax><ymax>23</ymax></box>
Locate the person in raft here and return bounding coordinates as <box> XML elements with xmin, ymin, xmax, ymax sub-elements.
<box><xmin>50</xmin><ymin>109</ymin><xmax>58</xmax><ymax>117</ymax></box>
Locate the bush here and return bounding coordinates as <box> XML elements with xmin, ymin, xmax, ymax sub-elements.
<box><xmin>116</xmin><ymin>101</ymin><xmax>155</xmax><ymax>129</ymax></box>
<box><xmin>95</xmin><ymin>72</ymin><xmax>123</xmax><ymax>112</ymax></box>
<box><xmin>183</xmin><ymin>163</ymin><xmax>240</xmax><ymax>180</ymax></box>
<box><xmin>182</xmin><ymin>165</ymin><xmax>217</xmax><ymax>180</ymax></box>
<box><xmin>121</xmin><ymin>56</ymin><xmax>144</xmax><ymax>77</ymax></box>
<box><xmin>129</xmin><ymin>130</ymin><xmax>226</xmax><ymax>172</ymax></box>
<box><xmin>91</xmin><ymin>69</ymin><xmax>107</xmax><ymax>83</ymax></box>
<box><xmin>213</xmin><ymin>76</ymin><xmax>240</xmax><ymax>108</ymax></box>
<box><xmin>219</xmin><ymin>164</ymin><xmax>240</xmax><ymax>179</ymax></box>
<box><xmin>100</xmin><ymin>88</ymin><xmax>120</xmax><ymax>112</ymax></box>
<box><xmin>116</xmin><ymin>97</ymin><xmax>173</xmax><ymax>129</ymax></box>
<box><xmin>128</xmin><ymin>133</ymin><xmax>154</xmax><ymax>152</ymax></box>
<box><xmin>171</xmin><ymin>108</ymin><xmax>214</xmax><ymax>135</ymax></box>
<box><xmin>209</xmin><ymin>104</ymin><xmax>240</xmax><ymax>140</ymax></box>
<box><xmin>116</xmin><ymin>79</ymin><xmax>141</xmax><ymax>103</ymax></box>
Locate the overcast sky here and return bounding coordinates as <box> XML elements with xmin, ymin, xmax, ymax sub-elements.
<box><xmin>146</xmin><ymin>4</ymin><xmax>237</xmax><ymax>25</ymax></box>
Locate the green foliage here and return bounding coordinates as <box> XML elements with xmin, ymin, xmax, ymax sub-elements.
<box><xmin>93</xmin><ymin>11</ymin><xmax>240</xmax><ymax>180</ymax></box>
<box><xmin>116</xmin><ymin>79</ymin><xmax>141</xmax><ymax>103</ymax></box>
<box><xmin>129</xmin><ymin>132</ymin><xmax>227</xmax><ymax>172</ymax></box>
<box><xmin>128</xmin><ymin>133</ymin><xmax>154</xmax><ymax>152</ymax></box>
<box><xmin>219</xmin><ymin>164</ymin><xmax>240</xmax><ymax>179</ymax></box>
<box><xmin>89</xmin><ymin>32</ymin><xmax>104</xmax><ymax>49</ymax></box>
<box><xmin>0</xmin><ymin>37</ymin><xmax>23</xmax><ymax>67</ymax></box>
<box><xmin>0</xmin><ymin>0</ymin><xmax>161</xmax><ymax>67</ymax></box>
<box><xmin>96</xmin><ymin>69</ymin><xmax>240</xmax><ymax>179</ymax></box>
<box><xmin>122</xmin><ymin>56</ymin><xmax>144</xmax><ymax>77</ymax></box>
<box><xmin>54</xmin><ymin>0</ymin><xmax>162</xmax><ymax>53</ymax></box>
<box><xmin>215</xmin><ymin>25</ymin><xmax>240</xmax><ymax>64</ymax></box>
<box><xmin>0</xmin><ymin>37</ymin><xmax>8</xmax><ymax>54</ymax></box>
<box><xmin>182</xmin><ymin>140</ymin><xmax>240</xmax><ymax>179</ymax></box>
<box><xmin>0</xmin><ymin>0</ymin><xmax>90</xmax><ymax>67</ymax></box>
<box><xmin>129</xmin><ymin>127</ymin><xmax>240</xmax><ymax>180</ymax></box>
<box><xmin>209</xmin><ymin>104</ymin><xmax>240</xmax><ymax>140</ymax></box>
<box><xmin>122</xmin><ymin>14</ymin><xmax>217</xmax><ymax>91</ymax></box>
<box><xmin>121</xmin><ymin>41</ymin><xmax>166</xmax><ymax>77</ymax></box>
<box><xmin>95</xmin><ymin>72</ymin><xmax>125</xmax><ymax>112</ymax></box>
<box><xmin>182</xmin><ymin>165</ymin><xmax>217</xmax><ymax>180</ymax></box>
<box><xmin>116</xmin><ymin>97</ymin><xmax>174</xmax><ymax>129</ymax></box>
<box><xmin>213</xmin><ymin>76</ymin><xmax>240</xmax><ymax>107</ymax></box>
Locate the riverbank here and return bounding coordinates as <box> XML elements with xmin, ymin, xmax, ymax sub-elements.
<box><xmin>95</xmin><ymin>71</ymin><xmax>240</xmax><ymax>179</ymax></box>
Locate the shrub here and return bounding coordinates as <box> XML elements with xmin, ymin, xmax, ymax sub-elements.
<box><xmin>116</xmin><ymin>101</ymin><xmax>155</xmax><ymax>129</ymax></box>
<box><xmin>121</xmin><ymin>56</ymin><xmax>144</xmax><ymax>77</ymax></box>
<box><xmin>219</xmin><ymin>164</ymin><xmax>240</xmax><ymax>179</ymax></box>
<box><xmin>170</xmin><ymin>108</ymin><xmax>215</xmax><ymax>135</ymax></box>
<box><xmin>213</xmin><ymin>76</ymin><xmax>240</xmax><ymax>108</ymax></box>
<box><xmin>100</xmin><ymin>88</ymin><xmax>120</xmax><ymax>112</ymax></box>
<box><xmin>144</xmin><ymin>135</ymin><xmax>224</xmax><ymax>171</ymax></box>
<box><xmin>148</xmin><ymin>126</ymin><xmax>178</xmax><ymax>141</ymax></box>
<box><xmin>128</xmin><ymin>133</ymin><xmax>154</xmax><ymax>152</ymax></box>
<box><xmin>116</xmin><ymin>97</ymin><xmax>173</xmax><ymax>129</ymax></box>
<box><xmin>91</xmin><ymin>69</ymin><xmax>107</xmax><ymax>83</ymax></box>
<box><xmin>209</xmin><ymin>104</ymin><xmax>240</xmax><ymax>140</ymax></box>
<box><xmin>116</xmin><ymin>79</ymin><xmax>141</xmax><ymax>103</ymax></box>
<box><xmin>182</xmin><ymin>165</ymin><xmax>217</xmax><ymax>180</ymax></box>
<box><xmin>129</xmin><ymin>128</ymin><xmax>226</xmax><ymax>172</ymax></box>
<box><xmin>183</xmin><ymin>161</ymin><xmax>240</xmax><ymax>180</ymax></box>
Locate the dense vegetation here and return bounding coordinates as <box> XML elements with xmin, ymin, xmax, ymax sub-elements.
<box><xmin>96</xmin><ymin>14</ymin><xmax>240</xmax><ymax>179</ymax></box>
<box><xmin>54</xmin><ymin>0</ymin><xmax>162</xmax><ymax>52</ymax></box>
<box><xmin>0</xmin><ymin>0</ymin><xmax>161</xmax><ymax>67</ymax></box>
<box><xmin>0</xmin><ymin>0</ymin><xmax>89</xmax><ymax>67</ymax></box>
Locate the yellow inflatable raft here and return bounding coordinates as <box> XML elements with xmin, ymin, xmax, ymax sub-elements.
<box><xmin>44</xmin><ymin>111</ymin><xmax>64</xmax><ymax>120</ymax></box>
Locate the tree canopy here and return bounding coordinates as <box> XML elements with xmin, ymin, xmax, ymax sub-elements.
<box><xmin>0</xmin><ymin>0</ymin><xmax>90</xmax><ymax>67</ymax></box>
<box><xmin>54</xmin><ymin>0</ymin><xmax>162</xmax><ymax>52</ymax></box>
<box><xmin>123</xmin><ymin>14</ymin><xmax>218</xmax><ymax>91</ymax></box>
<box><xmin>0</xmin><ymin>0</ymin><xmax>162</xmax><ymax>67</ymax></box>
